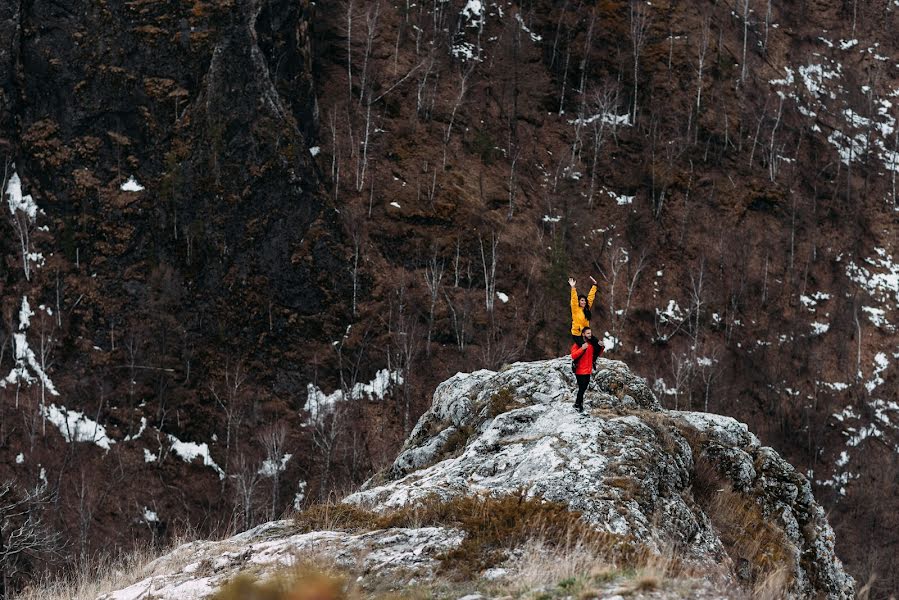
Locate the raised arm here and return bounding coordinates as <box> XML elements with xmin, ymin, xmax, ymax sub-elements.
<box><xmin>571</xmin><ymin>343</ymin><xmax>586</xmax><ymax>359</ymax></box>
<box><xmin>587</xmin><ymin>275</ymin><xmax>598</xmax><ymax>308</ymax></box>
<box><xmin>570</xmin><ymin>286</ymin><xmax>579</xmax><ymax>315</ymax></box>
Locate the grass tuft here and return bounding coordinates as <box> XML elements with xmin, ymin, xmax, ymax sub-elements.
<box><xmin>293</xmin><ymin>491</ymin><xmax>639</xmax><ymax>579</ymax></box>
<box><xmin>485</xmin><ymin>387</ymin><xmax>518</xmax><ymax>418</ymax></box>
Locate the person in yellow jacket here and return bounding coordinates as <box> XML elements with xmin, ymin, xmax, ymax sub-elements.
<box><xmin>568</xmin><ymin>276</ymin><xmax>598</xmax><ymax>343</ymax></box>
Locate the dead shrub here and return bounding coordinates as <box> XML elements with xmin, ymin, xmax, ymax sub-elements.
<box><xmin>485</xmin><ymin>386</ymin><xmax>518</xmax><ymax>418</ymax></box>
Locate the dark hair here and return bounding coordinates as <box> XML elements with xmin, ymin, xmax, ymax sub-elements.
<box><xmin>583</xmin><ymin>334</ymin><xmax>604</xmax><ymax>368</ymax></box>
<box><xmin>579</xmin><ymin>294</ymin><xmax>592</xmax><ymax>321</ymax></box>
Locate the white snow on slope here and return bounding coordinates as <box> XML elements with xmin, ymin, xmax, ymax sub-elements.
<box><xmin>167</xmin><ymin>435</ymin><xmax>225</xmax><ymax>479</ymax></box>
<box><xmin>120</xmin><ymin>176</ymin><xmax>145</xmax><ymax>192</ymax></box>
<box><xmin>41</xmin><ymin>403</ymin><xmax>114</xmax><ymax>450</ymax></box>
<box><xmin>305</xmin><ymin>369</ymin><xmax>403</xmax><ymax>424</ymax></box>
<box><xmin>258</xmin><ymin>453</ymin><xmax>292</xmax><ymax>477</ymax></box>
<box><xmin>1</xmin><ymin>298</ymin><xmax>59</xmax><ymax>396</ymax></box>
<box><xmin>846</xmin><ymin>248</ymin><xmax>899</xmax><ymax>302</ymax></box>
<box><xmin>18</xmin><ymin>296</ymin><xmax>33</xmax><ymax>330</ymax></box>
<box><xmin>5</xmin><ymin>171</ymin><xmax>39</xmax><ymax>220</ymax></box>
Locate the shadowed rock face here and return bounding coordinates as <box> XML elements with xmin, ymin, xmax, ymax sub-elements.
<box><xmin>101</xmin><ymin>358</ymin><xmax>854</xmax><ymax>600</ymax></box>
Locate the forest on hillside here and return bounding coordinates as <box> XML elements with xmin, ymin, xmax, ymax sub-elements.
<box><xmin>2</xmin><ymin>0</ymin><xmax>899</xmax><ymax>597</ymax></box>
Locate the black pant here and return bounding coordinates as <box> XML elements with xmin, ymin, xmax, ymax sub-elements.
<box><xmin>575</xmin><ymin>374</ymin><xmax>590</xmax><ymax>408</ymax></box>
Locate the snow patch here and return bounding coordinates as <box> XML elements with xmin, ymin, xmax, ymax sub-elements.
<box><xmin>293</xmin><ymin>480</ymin><xmax>307</xmax><ymax>510</ymax></box>
<box><xmin>601</xmin><ymin>332</ymin><xmax>618</xmax><ymax>352</ymax></box>
<box><xmin>514</xmin><ymin>13</ymin><xmax>542</xmax><ymax>42</ymax></box>
<box><xmin>143</xmin><ymin>507</ymin><xmax>159</xmax><ymax>523</ymax></box>
<box><xmin>120</xmin><ymin>176</ymin><xmax>145</xmax><ymax>192</ymax></box>
<box><xmin>1</xmin><ymin>298</ymin><xmax>60</xmax><ymax>397</ymax></box>
<box><xmin>41</xmin><ymin>404</ymin><xmax>114</xmax><ymax>450</ymax></box>
<box><xmin>305</xmin><ymin>369</ymin><xmax>404</xmax><ymax>423</ymax></box>
<box><xmin>6</xmin><ymin>171</ymin><xmax>40</xmax><ymax>221</ymax></box>
<box><xmin>18</xmin><ymin>296</ymin><xmax>33</xmax><ymax>330</ymax></box>
<box><xmin>656</xmin><ymin>300</ymin><xmax>686</xmax><ymax>324</ymax></box>
<box><xmin>258</xmin><ymin>453</ymin><xmax>292</xmax><ymax>477</ymax></box>
<box><xmin>810</xmin><ymin>322</ymin><xmax>830</xmax><ymax>336</ymax></box>
<box><xmin>167</xmin><ymin>435</ymin><xmax>225</xmax><ymax>479</ymax></box>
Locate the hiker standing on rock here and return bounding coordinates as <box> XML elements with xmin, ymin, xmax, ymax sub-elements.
<box><xmin>571</xmin><ymin>326</ymin><xmax>604</xmax><ymax>413</ymax></box>
<box><xmin>569</xmin><ymin>276</ymin><xmax>598</xmax><ymax>344</ymax></box>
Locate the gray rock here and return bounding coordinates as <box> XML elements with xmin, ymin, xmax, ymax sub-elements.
<box><xmin>99</xmin><ymin>357</ymin><xmax>854</xmax><ymax>600</ymax></box>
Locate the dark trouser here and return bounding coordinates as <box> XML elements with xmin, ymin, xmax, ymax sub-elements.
<box><xmin>575</xmin><ymin>374</ymin><xmax>590</xmax><ymax>409</ymax></box>
<box><xmin>571</xmin><ymin>334</ymin><xmax>582</xmax><ymax>344</ymax></box>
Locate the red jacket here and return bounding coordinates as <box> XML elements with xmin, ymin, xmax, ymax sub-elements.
<box><xmin>571</xmin><ymin>341</ymin><xmax>603</xmax><ymax>375</ymax></box>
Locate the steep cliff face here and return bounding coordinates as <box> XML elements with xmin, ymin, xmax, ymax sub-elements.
<box><xmin>96</xmin><ymin>358</ymin><xmax>854</xmax><ymax>599</ymax></box>
<box><xmin>0</xmin><ymin>0</ymin><xmax>344</xmax><ymax>569</ymax></box>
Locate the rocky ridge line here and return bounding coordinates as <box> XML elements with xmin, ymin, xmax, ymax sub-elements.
<box><xmin>99</xmin><ymin>357</ymin><xmax>854</xmax><ymax>599</ymax></box>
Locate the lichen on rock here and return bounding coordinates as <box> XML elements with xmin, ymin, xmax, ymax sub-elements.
<box><xmin>99</xmin><ymin>356</ymin><xmax>854</xmax><ymax>599</ymax></box>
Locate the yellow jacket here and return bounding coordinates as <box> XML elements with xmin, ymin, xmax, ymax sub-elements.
<box><xmin>570</xmin><ymin>285</ymin><xmax>597</xmax><ymax>335</ymax></box>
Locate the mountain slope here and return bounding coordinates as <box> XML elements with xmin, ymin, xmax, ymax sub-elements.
<box><xmin>1</xmin><ymin>0</ymin><xmax>898</xmax><ymax>595</ymax></box>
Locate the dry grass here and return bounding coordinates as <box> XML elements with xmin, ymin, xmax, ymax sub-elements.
<box><xmin>12</xmin><ymin>530</ymin><xmax>204</xmax><ymax>600</ymax></box>
<box><xmin>751</xmin><ymin>567</ymin><xmax>794</xmax><ymax>600</ymax></box>
<box><xmin>689</xmin><ymin>448</ymin><xmax>797</xmax><ymax>594</ymax></box>
<box><xmin>294</xmin><ymin>492</ymin><xmax>640</xmax><ymax>579</ymax></box>
<box><xmin>485</xmin><ymin>386</ymin><xmax>518</xmax><ymax>418</ymax></box>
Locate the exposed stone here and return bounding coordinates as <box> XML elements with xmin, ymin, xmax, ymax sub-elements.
<box><xmin>100</xmin><ymin>357</ymin><xmax>854</xmax><ymax>599</ymax></box>
<box><xmin>99</xmin><ymin>521</ymin><xmax>464</xmax><ymax>600</ymax></box>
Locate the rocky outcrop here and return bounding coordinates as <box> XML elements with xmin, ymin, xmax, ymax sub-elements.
<box><xmin>99</xmin><ymin>521</ymin><xmax>463</xmax><ymax>600</ymax></box>
<box><xmin>99</xmin><ymin>357</ymin><xmax>854</xmax><ymax>599</ymax></box>
<box><xmin>347</xmin><ymin>357</ymin><xmax>853</xmax><ymax>599</ymax></box>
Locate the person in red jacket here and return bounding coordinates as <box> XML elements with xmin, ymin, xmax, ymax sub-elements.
<box><xmin>570</xmin><ymin>326</ymin><xmax>604</xmax><ymax>413</ymax></box>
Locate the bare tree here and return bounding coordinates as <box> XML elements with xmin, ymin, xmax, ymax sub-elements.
<box><xmin>694</xmin><ymin>17</ymin><xmax>711</xmax><ymax>142</ymax></box>
<box><xmin>345</xmin><ymin>0</ymin><xmax>354</xmax><ymax>101</ymax></box>
<box><xmin>358</xmin><ymin>1</ymin><xmax>381</xmax><ymax>106</ymax></box>
<box><xmin>416</xmin><ymin>51</ymin><xmax>438</xmax><ymax>119</ymax></box>
<box><xmin>629</xmin><ymin>2</ymin><xmax>650</xmax><ymax>123</ymax></box>
<box><xmin>619</xmin><ymin>250</ymin><xmax>647</xmax><ymax>342</ymax></box>
<box><xmin>444</xmin><ymin>289</ymin><xmax>471</xmax><ymax>355</ymax></box>
<box><xmin>586</xmin><ymin>85</ymin><xmax>618</xmax><ymax>207</ymax></box>
<box><xmin>0</xmin><ymin>479</ymin><xmax>60</xmax><ymax>596</ymax></box>
<box><xmin>670</xmin><ymin>352</ymin><xmax>693</xmax><ymax>410</ymax></box>
<box><xmin>740</xmin><ymin>0</ymin><xmax>751</xmax><ymax>84</ymax></box>
<box><xmin>258</xmin><ymin>423</ymin><xmax>288</xmax><ymax>520</ymax></box>
<box><xmin>4</xmin><ymin>169</ymin><xmax>42</xmax><ymax>282</ymax></box>
<box><xmin>508</xmin><ymin>144</ymin><xmax>521</xmax><ymax>219</ymax></box>
<box><xmin>344</xmin><ymin>205</ymin><xmax>367</xmax><ymax>317</ymax></box>
<box><xmin>209</xmin><ymin>359</ymin><xmax>248</xmax><ymax>478</ymax></box>
<box><xmin>698</xmin><ymin>346</ymin><xmax>721</xmax><ymax>412</ymax></box>
<box><xmin>232</xmin><ymin>453</ymin><xmax>262</xmax><ymax>530</ymax></box>
<box><xmin>443</xmin><ymin>63</ymin><xmax>476</xmax><ymax>167</ymax></box>
<box><xmin>892</xmin><ymin>124</ymin><xmax>899</xmax><ymax>208</ymax></box>
<box><xmin>688</xmin><ymin>259</ymin><xmax>706</xmax><ymax>353</ymax></box>
<box><xmin>424</xmin><ymin>251</ymin><xmax>445</xmax><ymax>355</ymax></box>
<box><xmin>767</xmin><ymin>95</ymin><xmax>785</xmax><ymax>182</ymax></box>
<box><xmin>479</xmin><ymin>232</ymin><xmax>499</xmax><ymax>314</ymax></box>
<box><xmin>390</xmin><ymin>301</ymin><xmax>420</xmax><ymax>435</ymax></box>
